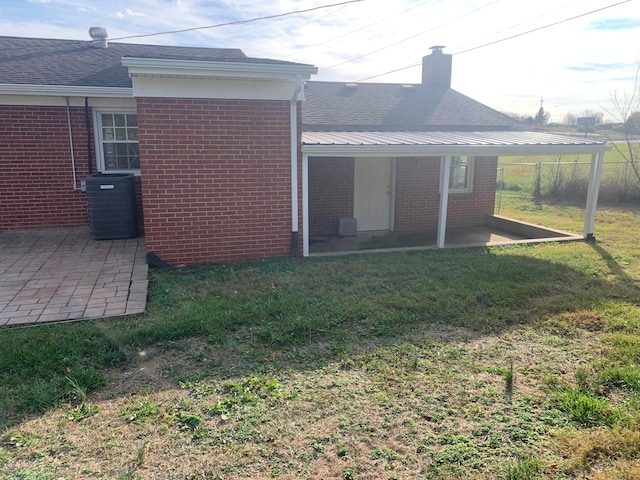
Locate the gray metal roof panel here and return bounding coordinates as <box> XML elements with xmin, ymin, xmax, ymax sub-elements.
<box><xmin>302</xmin><ymin>131</ymin><xmax>607</xmax><ymax>147</ymax></box>
<box><xmin>301</xmin><ymin>131</ymin><xmax>610</xmax><ymax>156</ymax></box>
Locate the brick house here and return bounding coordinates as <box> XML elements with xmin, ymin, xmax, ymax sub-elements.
<box><xmin>1</xmin><ymin>34</ymin><xmax>608</xmax><ymax>264</ymax></box>
<box><xmin>299</xmin><ymin>47</ymin><xmax>609</xmax><ymax>256</ymax></box>
<box><xmin>0</xmin><ymin>32</ymin><xmax>316</xmax><ymax>265</ymax></box>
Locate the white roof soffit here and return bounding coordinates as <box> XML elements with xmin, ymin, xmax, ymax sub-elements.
<box><xmin>301</xmin><ymin>131</ymin><xmax>611</xmax><ymax>157</ymax></box>
<box><xmin>122</xmin><ymin>57</ymin><xmax>318</xmax><ymax>81</ymax></box>
<box><xmin>0</xmin><ymin>84</ymin><xmax>133</xmax><ymax>98</ymax></box>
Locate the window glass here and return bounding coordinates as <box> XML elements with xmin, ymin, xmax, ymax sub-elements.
<box><xmin>98</xmin><ymin>112</ymin><xmax>140</xmax><ymax>172</ymax></box>
<box><xmin>126</xmin><ymin>114</ymin><xmax>137</xmax><ymax>127</ymax></box>
<box><xmin>127</xmin><ymin>128</ymin><xmax>138</xmax><ymax>141</ymax></box>
<box><xmin>449</xmin><ymin>156</ymin><xmax>469</xmax><ymax>189</ymax></box>
<box><xmin>443</xmin><ymin>156</ymin><xmax>473</xmax><ymax>193</ymax></box>
<box><xmin>103</xmin><ymin>127</ymin><xmax>114</xmax><ymax>141</ymax></box>
<box><xmin>114</xmin><ymin>128</ymin><xmax>127</xmax><ymax>141</ymax></box>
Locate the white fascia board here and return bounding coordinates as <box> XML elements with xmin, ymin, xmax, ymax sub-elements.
<box><xmin>301</xmin><ymin>143</ymin><xmax>611</xmax><ymax>158</ymax></box>
<box><xmin>130</xmin><ymin>76</ymin><xmax>298</xmax><ymax>100</ymax></box>
<box><xmin>0</xmin><ymin>96</ymin><xmax>136</xmax><ymax>108</ymax></box>
<box><xmin>0</xmin><ymin>84</ymin><xmax>133</xmax><ymax>98</ymax></box>
<box><xmin>122</xmin><ymin>57</ymin><xmax>318</xmax><ymax>81</ymax></box>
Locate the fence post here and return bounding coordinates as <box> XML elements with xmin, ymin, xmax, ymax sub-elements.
<box><xmin>496</xmin><ymin>168</ymin><xmax>503</xmax><ymax>214</ymax></box>
<box><xmin>534</xmin><ymin>162</ymin><xmax>541</xmax><ymax>197</ymax></box>
<box><xmin>624</xmin><ymin>160</ymin><xmax>629</xmax><ymax>195</ymax></box>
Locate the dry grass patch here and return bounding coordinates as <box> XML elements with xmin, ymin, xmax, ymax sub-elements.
<box><xmin>590</xmin><ymin>460</ymin><xmax>640</xmax><ymax>480</ymax></box>
<box><xmin>556</xmin><ymin>426</ymin><xmax>640</xmax><ymax>477</ymax></box>
<box><xmin>2</xmin><ymin>325</ymin><xmax>606</xmax><ymax>479</ymax></box>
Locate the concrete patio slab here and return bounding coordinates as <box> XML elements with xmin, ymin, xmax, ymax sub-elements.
<box><xmin>309</xmin><ymin>217</ymin><xmax>582</xmax><ymax>256</ymax></box>
<box><xmin>0</xmin><ymin>228</ymin><xmax>147</xmax><ymax>327</ymax></box>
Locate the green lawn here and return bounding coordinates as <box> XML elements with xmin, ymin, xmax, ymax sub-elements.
<box><xmin>1</xmin><ymin>201</ymin><xmax>639</xmax><ymax>479</ymax></box>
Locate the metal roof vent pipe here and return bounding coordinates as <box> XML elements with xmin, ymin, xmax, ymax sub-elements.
<box><xmin>89</xmin><ymin>27</ymin><xmax>109</xmax><ymax>48</ymax></box>
<box><xmin>422</xmin><ymin>45</ymin><xmax>452</xmax><ymax>89</ymax></box>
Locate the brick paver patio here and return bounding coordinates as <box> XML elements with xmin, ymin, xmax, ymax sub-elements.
<box><xmin>0</xmin><ymin>228</ymin><xmax>147</xmax><ymax>327</ymax></box>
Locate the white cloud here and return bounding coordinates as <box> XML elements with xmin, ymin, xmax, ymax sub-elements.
<box><xmin>116</xmin><ymin>8</ymin><xmax>144</xmax><ymax>18</ymax></box>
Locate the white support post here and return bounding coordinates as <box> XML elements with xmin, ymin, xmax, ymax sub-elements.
<box><xmin>289</xmin><ymin>75</ymin><xmax>303</xmax><ymax>256</ymax></box>
<box><xmin>290</xmin><ymin>99</ymin><xmax>299</xmax><ymax>234</ymax></box>
<box><xmin>583</xmin><ymin>152</ymin><xmax>604</xmax><ymax>239</ymax></box>
<box><xmin>302</xmin><ymin>154</ymin><xmax>310</xmax><ymax>257</ymax></box>
<box><xmin>437</xmin><ymin>156</ymin><xmax>451</xmax><ymax>248</ymax></box>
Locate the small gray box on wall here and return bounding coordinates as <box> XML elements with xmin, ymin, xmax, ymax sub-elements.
<box><xmin>338</xmin><ymin>218</ymin><xmax>357</xmax><ymax>237</ymax></box>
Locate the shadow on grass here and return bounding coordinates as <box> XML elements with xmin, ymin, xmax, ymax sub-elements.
<box><xmin>2</xmin><ymin>244</ymin><xmax>639</xmax><ymax>428</ymax></box>
<box><xmin>590</xmin><ymin>240</ymin><xmax>640</xmax><ymax>292</ymax></box>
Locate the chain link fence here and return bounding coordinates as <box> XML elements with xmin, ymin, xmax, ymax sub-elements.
<box><xmin>496</xmin><ymin>160</ymin><xmax>639</xmax><ymax>213</ymax></box>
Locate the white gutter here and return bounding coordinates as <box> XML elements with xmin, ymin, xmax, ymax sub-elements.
<box><xmin>65</xmin><ymin>97</ymin><xmax>80</xmax><ymax>190</ymax></box>
<box><xmin>0</xmin><ymin>84</ymin><xmax>133</xmax><ymax>98</ymax></box>
<box><xmin>290</xmin><ymin>74</ymin><xmax>304</xmax><ymax>256</ymax></box>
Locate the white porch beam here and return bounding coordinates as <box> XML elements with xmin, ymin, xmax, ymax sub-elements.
<box><xmin>302</xmin><ymin>154</ymin><xmax>310</xmax><ymax>257</ymax></box>
<box><xmin>583</xmin><ymin>152</ymin><xmax>604</xmax><ymax>239</ymax></box>
<box><xmin>301</xmin><ymin>144</ymin><xmax>609</xmax><ymax>158</ymax></box>
<box><xmin>437</xmin><ymin>156</ymin><xmax>452</xmax><ymax>248</ymax></box>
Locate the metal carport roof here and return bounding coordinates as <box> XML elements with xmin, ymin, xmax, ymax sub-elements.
<box><xmin>301</xmin><ymin>130</ymin><xmax>610</xmax><ymax>156</ymax></box>
<box><xmin>299</xmin><ymin>130</ymin><xmax>610</xmax><ymax>256</ymax></box>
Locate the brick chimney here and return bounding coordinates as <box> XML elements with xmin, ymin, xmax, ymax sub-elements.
<box><xmin>422</xmin><ymin>45</ymin><xmax>452</xmax><ymax>89</ymax></box>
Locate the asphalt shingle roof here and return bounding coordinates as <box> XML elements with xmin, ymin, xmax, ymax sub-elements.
<box><xmin>1</xmin><ymin>36</ymin><xmax>518</xmax><ymax>131</ymax></box>
<box><xmin>0</xmin><ymin>35</ymin><xmax>308</xmax><ymax>88</ymax></box>
<box><xmin>302</xmin><ymin>81</ymin><xmax>520</xmax><ymax>131</ymax></box>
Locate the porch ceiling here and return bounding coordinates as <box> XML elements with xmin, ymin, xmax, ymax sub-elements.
<box><xmin>301</xmin><ymin>130</ymin><xmax>610</xmax><ymax>157</ymax></box>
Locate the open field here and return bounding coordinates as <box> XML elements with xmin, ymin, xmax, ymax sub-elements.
<box><xmin>1</xmin><ymin>199</ymin><xmax>639</xmax><ymax>479</ymax></box>
<box><xmin>498</xmin><ymin>144</ymin><xmax>640</xmax><ymax>206</ymax></box>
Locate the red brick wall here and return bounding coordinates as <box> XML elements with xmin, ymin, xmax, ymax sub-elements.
<box><xmin>394</xmin><ymin>157</ymin><xmax>440</xmax><ymax>231</ymax></box>
<box><xmin>446</xmin><ymin>156</ymin><xmax>497</xmax><ymax>228</ymax></box>
<box><xmin>0</xmin><ymin>105</ymin><xmax>95</xmax><ymax>230</ymax></box>
<box><xmin>308</xmin><ymin>155</ymin><xmax>497</xmax><ymax>235</ymax></box>
<box><xmin>395</xmin><ymin>156</ymin><xmax>497</xmax><ymax>230</ymax></box>
<box><xmin>136</xmin><ymin>97</ymin><xmax>293</xmax><ymax>265</ymax></box>
<box><xmin>308</xmin><ymin>157</ymin><xmax>354</xmax><ymax>236</ymax></box>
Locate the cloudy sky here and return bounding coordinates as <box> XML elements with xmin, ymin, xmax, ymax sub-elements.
<box><xmin>2</xmin><ymin>0</ymin><xmax>639</xmax><ymax>122</ymax></box>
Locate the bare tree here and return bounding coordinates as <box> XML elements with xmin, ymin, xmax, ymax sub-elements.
<box><xmin>563</xmin><ymin>112</ymin><xmax>577</xmax><ymax>126</ymax></box>
<box><xmin>603</xmin><ymin>60</ymin><xmax>640</xmax><ymax>190</ymax></box>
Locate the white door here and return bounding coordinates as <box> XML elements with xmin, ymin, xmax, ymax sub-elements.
<box><xmin>354</xmin><ymin>157</ymin><xmax>394</xmax><ymax>231</ymax></box>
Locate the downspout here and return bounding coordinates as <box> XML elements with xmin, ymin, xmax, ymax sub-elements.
<box><xmin>65</xmin><ymin>97</ymin><xmax>79</xmax><ymax>190</ymax></box>
<box><xmin>84</xmin><ymin>97</ymin><xmax>94</xmax><ymax>174</ymax></box>
<box><xmin>289</xmin><ymin>74</ymin><xmax>303</xmax><ymax>257</ymax></box>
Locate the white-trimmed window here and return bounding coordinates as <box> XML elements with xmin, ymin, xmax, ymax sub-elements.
<box><xmin>95</xmin><ymin>111</ymin><xmax>140</xmax><ymax>174</ymax></box>
<box><xmin>443</xmin><ymin>156</ymin><xmax>474</xmax><ymax>193</ymax></box>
